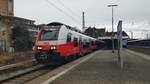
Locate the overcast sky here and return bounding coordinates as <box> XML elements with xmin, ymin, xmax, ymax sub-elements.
<box><xmin>14</xmin><ymin>0</ymin><xmax>150</xmax><ymax>38</ymax></box>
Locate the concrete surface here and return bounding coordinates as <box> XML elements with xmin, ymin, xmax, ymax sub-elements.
<box><xmin>26</xmin><ymin>50</ymin><xmax>100</xmax><ymax>84</ymax></box>
<box><xmin>49</xmin><ymin>50</ymin><xmax>150</xmax><ymax>84</ymax></box>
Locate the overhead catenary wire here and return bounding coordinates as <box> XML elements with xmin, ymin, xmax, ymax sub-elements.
<box><xmin>55</xmin><ymin>0</ymin><xmax>81</xmax><ymax>19</ymax></box>
<box><xmin>44</xmin><ymin>0</ymin><xmax>80</xmax><ymax>24</ymax></box>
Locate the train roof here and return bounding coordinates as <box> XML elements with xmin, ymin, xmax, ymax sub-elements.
<box><xmin>47</xmin><ymin>22</ymin><xmax>63</xmax><ymax>26</ymax></box>
<box><xmin>47</xmin><ymin>22</ymin><xmax>97</xmax><ymax>40</ymax></box>
<box><xmin>47</xmin><ymin>22</ymin><xmax>82</xmax><ymax>33</ymax></box>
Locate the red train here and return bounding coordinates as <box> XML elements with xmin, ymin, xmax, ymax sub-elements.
<box><xmin>34</xmin><ymin>22</ymin><xmax>97</xmax><ymax>64</ymax></box>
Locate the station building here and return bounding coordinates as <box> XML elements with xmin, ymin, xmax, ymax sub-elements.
<box><xmin>0</xmin><ymin>0</ymin><xmax>38</xmax><ymax>52</ymax></box>
<box><xmin>84</xmin><ymin>27</ymin><xmax>106</xmax><ymax>38</ymax></box>
<box><xmin>84</xmin><ymin>27</ymin><xmax>129</xmax><ymax>49</ymax></box>
<box><xmin>98</xmin><ymin>31</ymin><xmax>130</xmax><ymax>49</ymax></box>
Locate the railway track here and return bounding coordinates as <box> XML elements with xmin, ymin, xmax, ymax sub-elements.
<box><xmin>128</xmin><ymin>45</ymin><xmax>150</xmax><ymax>55</ymax></box>
<box><xmin>0</xmin><ymin>60</ymin><xmax>35</xmax><ymax>71</ymax></box>
<box><xmin>0</xmin><ymin>64</ymin><xmax>55</xmax><ymax>84</ymax></box>
<box><xmin>0</xmin><ymin>50</ymin><xmax>99</xmax><ymax>84</ymax></box>
<box><xmin>0</xmin><ymin>57</ymin><xmax>84</xmax><ymax>84</ymax></box>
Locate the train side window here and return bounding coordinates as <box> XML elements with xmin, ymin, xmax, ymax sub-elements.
<box><xmin>73</xmin><ymin>37</ymin><xmax>78</xmax><ymax>47</ymax></box>
<box><xmin>86</xmin><ymin>42</ymin><xmax>90</xmax><ymax>48</ymax></box>
<box><xmin>79</xmin><ymin>37</ymin><xmax>82</xmax><ymax>44</ymax></box>
<box><xmin>67</xmin><ymin>33</ymin><xmax>72</xmax><ymax>42</ymax></box>
<box><xmin>83</xmin><ymin>39</ymin><xmax>89</xmax><ymax>48</ymax></box>
<box><xmin>91</xmin><ymin>41</ymin><xmax>94</xmax><ymax>45</ymax></box>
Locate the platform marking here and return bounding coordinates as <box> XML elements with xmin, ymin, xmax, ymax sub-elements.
<box><xmin>41</xmin><ymin>51</ymin><xmax>100</xmax><ymax>84</ymax></box>
<box><xmin>126</xmin><ymin>49</ymin><xmax>150</xmax><ymax>60</ymax></box>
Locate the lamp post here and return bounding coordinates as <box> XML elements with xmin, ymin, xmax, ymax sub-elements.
<box><xmin>108</xmin><ymin>4</ymin><xmax>118</xmax><ymax>53</ymax></box>
<box><xmin>130</xmin><ymin>31</ymin><xmax>133</xmax><ymax>39</ymax></box>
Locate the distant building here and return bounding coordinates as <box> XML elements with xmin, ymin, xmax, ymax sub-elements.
<box><xmin>98</xmin><ymin>31</ymin><xmax>129</xmax><ymax>49</ymax></box>
<box><xmin>0</xmin><ymin>0</ymin><xmax>14</xmax><ymax>52</ymax></box>
<box><xmin>0</xmin><ymin>15</ymin><xmax>11</xmax><ymax>52</ymax></box>
<box><xmin>84</xmin><ymin>27</ymin><xmax>106</xmax><ymax>38</ymax></box>
<box><xmin>0</xmin><ymin>0</ymin><xmax>14</xmax><ymax>16</ymax></box>
<box><xmin>0</xmin><ymin>15</ymin><xmax>38</xmax><ymax>52</ymax></box>
<box><xmin>84</xmin><ymin>26</ymin><xmax>129</xmax><ymax>49</ymax></box>
<box><xmin>0</xmin><ymin>0</ymin><xmax>38</xmax><ymax>52</ymax></box>
<box><xmin>11</xmin><ymin>16</ymin><xmax>39</xmax><ymax>41</ymax></box>
<box><xmin>98</xmin><ymin>31</ymin><xmax>129</xmax><ymax>40</ymax></box>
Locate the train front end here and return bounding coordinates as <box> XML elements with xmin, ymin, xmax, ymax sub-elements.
<box><xmin>34</xmin><ymin>26</ymin><xmax>61</xmax><ymax>64</ymax></box>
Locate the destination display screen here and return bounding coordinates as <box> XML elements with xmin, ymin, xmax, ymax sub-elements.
<box><xmin>44</xmin><ymin>26</ymin><xmax>60</xmax><ymax>31</ymax></box>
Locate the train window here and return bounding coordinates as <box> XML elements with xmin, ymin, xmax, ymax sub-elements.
<box><xmin>83</xmin><ymin>42</ymin><xmax>90</xmax><ymax>48</ymax></box>
<box><xmin>41</xmin><ymin>30</ymin><xmax>59</xmax><ymax>40</ymax></box>
<box><xmin>83</xmin><ymin>39</ymin><xmax>90</xmax><ymax>48</ymax></box>
<box><xmin>83</xmin><ymin>42</ymin><xmax>86</xmax><ymax>48</ymax></box>
<box><xmin>73</xmin><ymin>37</ymin><xmax>78</xmax><ymax>47</ymax></box>
<box><xmin>67</xmin><ymin>33</ymin><xmax>72</xmax><ymax>42</ymax></box>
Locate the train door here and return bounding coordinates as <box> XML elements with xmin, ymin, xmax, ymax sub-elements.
<box><xmin>73</xmin><ymin>37</ymin><xmax>78</xmax><ymax>47</ymax></box>
<box><xmin>79</xmin><ymin>37</ymin><xmax>84</xmax><ymax>56</ymax></box>
<box><xmin>79</xmin><ymin>37</ymin><xmax>83</xmax><ymax>50</ymax></box>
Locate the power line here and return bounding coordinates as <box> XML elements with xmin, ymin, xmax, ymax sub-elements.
<box><xmin>55</xmin><ymin>0</ymin><xmax>81</xmax><ymax>18</ymax></box>
<box><xmin>44</xmin><ymin>0</ymin><xmax>80</xmax><ymax>24</ymax></box>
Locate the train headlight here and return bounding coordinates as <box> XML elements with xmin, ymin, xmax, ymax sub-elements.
<box><xmin>37</xmin><ymin>46</ymin><xmax>42</xmax><ymax>50</ymax></box>
<box><xmin>53</xmin><ymin>46</ymin><xmax>56</xmax><ymax>49</ymax></box>
<box><xmin>51</xmin><ymin>46</ymin><xmax>56</xmax><ymax>50</ymax></box>
<box><xmin>32</xmin><ymin>46</ymin><xmax>35</xmax><ymax>51</ymax></box>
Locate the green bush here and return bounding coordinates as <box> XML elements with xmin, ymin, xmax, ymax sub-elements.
<box><xmin>12</xmin><ymin>26</ymin><xmax>33</xmax><ymax>51</ymax></box>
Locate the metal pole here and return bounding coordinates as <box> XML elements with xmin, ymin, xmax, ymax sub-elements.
<box><xmin>130</xmin><ymin>31</ymin><xmax>133</xmax><ymax>39</ymax></box>
<box><xmin>108</xmin><ymin>4</ymin><xmax>118</xmax><ymax>53</ymax></box>
<box><xmin>147</xmin><ymin>34</ymin><xmax>148</xmax><ymax>39</ymax></box>
<box><xmin>112</xmin><ymin>7</ymin><xmax>115</xmax><ymax>53</ymax></box>
<box><xmin>82</xmin><ymin>12</ymin><xmax>85</xmax><ymax>32</ymax></box>
<box><xmin>117</xmin><ymin>20</ymin><xmax>123</xmax><ymax>68</ymax></box>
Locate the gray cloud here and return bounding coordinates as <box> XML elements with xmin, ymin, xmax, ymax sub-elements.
<box><xmin>14</xmin><ymin>0</ymin><xmax>150</xmax><ymax>38</ymax></box>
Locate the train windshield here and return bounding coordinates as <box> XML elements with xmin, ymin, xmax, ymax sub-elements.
<box><xmin>40</xmin><ymin>29</ymin><xmax>59</xmax><ymax>40</ymax></box>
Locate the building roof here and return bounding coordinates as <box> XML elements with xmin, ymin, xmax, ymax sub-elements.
<box><xmin>105</xmin><ymin>31</ymin><xmax>129</xmax><ymax>37</ymax></box>
<box><xmin>84</xmin><ymin>27</ymin><xmax>129</xmax><ymax>39</ymax></box>
<box><xmin>0</xmin><ymin>15</ymin><xmax>35</xmax><ymax>22</ymax></box>
<box><xmin>84</xmin><ymin>27</ymin><xmax>106</xmax><ymax>38</ymax></box>
<box><xmin>85</xmin><ymin>27</ymin><xmax>105</xmax><ymax>34</ymax></box>
<box><xmin>98</xmin><ymin>31</ymin><xmax>130</xmax><ymax>40</ymax></box>
<box><xmin>47</xmin><ymin>22</ymin><xmax>82</xmax><ymax>33</ymax></box>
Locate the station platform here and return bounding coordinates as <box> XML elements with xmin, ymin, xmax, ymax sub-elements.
<box><xmin>49</xmin><ymin>50</ymin><xmax>150</xmax><ymax>84</ymax></box>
